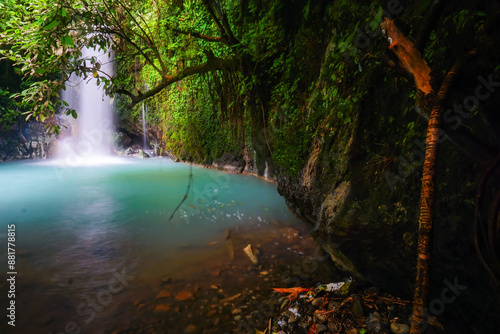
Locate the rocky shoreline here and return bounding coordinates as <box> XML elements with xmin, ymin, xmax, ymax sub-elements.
<box><xmin>119</xmin><ymin>146</ymin><xmax>276</xmax><ymax>183</ymax></box>
<box><xmin>0</xmin><ymin>122</ymin><xmax>57</xmax><ymax>162</ymax></box>
<box><xmin>104</xmin><ymin>222</ymin><xmax>419</xmax><ymax>334</ymax></box>
<box><xmin>0</xmin><ymin>120</ymin><xmax>275</xmax><ymax>183</ymax></box>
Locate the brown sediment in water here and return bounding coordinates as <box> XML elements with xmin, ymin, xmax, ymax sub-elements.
<box><xmin>106</xmin><ymin>221</ymin><xmax>417</xmax><ymax>334</ymax></box>
<box><xmin>107</xmin><ymin>221</ymin><xmax>341</xmax><ymax>333</ymax></box>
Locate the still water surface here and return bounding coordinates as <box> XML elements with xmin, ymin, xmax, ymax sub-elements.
<box><xmin>0</xmin><ymin>158</ymin><xmax>312</xmax><ymax>333</ymax></box>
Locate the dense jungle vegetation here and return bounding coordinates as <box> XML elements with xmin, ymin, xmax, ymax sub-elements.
<box><xmin>1</xmin><ymin>0</ymin><xmax>500</xmax><ymax>332</ymax></box>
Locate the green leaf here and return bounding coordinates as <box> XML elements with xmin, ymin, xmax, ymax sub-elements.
<box><xmin>71</xmin><ymin>109</ymin><xmax>78</xmax><ymax>119</ymax></box>
<box><xmin>62</xmin><ymin>35</ymin><xmax>74</xmax><ymax>47</ymax></box>
<box><xmin>43</xmin><ymin>20</ymin><xmax>59</xmax><ymax>30</ymax></box>
<box><xmin>371</xmin><ymin>7</ymin><xmax>383</xmax><ymax>30</ymax></box>
<box><xmin>61</xmin><ymin>8</ymin><xmax>68</xmax><ymax>17</ymax></box>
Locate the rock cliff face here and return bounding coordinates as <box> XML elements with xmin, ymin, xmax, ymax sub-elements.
<box><xmin>0</xmin><ymin>121</ymin><xmax>58</xmax><ymax>161</ymax></box>
<box><xmin>272</xmin><ymin>35</ymin><xmax>409</xmax><ymax>295</ymax></box>
<box><xmin>276</xmin><ymin>122</ymin><xmax>418</xmax><ymax>296</ymax></box>
<box><xmin>276</xmin><ymin>30</ymin><xmax>493</xmax><ymax>313</ymax></box>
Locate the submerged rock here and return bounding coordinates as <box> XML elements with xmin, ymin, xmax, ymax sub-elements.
<box><xmin>175</xmin><ymin>290</ymin><xmax>194</xmax><ymax>301</ymax></box>
<box><xmin>153</xmin><ymin>304</ymin><xmax>171</xmax><ymax>313</ymax></box>
<box><xmin>390</xmin><ymin>322</ymin><xmax>410</xmax><ymax>334</ymax></box>
<box><xmin>280</xmin><ymin>227</ymin><xmax>300</xmax><ymax>243</ymax></box>
<box><xmin>156</xmin><ymin>290</ymin><xmax>171</xmax><ymax>299</ymax></box>
<box><xmin>182</xmin><ymin>324</ymin><xmax>199</xmax><ymax>334</ymax></box>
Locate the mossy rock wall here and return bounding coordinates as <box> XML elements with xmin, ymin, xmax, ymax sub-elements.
<box><xmin>276</xmin><ymin>3</ymin><xmax>500</xmax><ymax>330</ymax></box>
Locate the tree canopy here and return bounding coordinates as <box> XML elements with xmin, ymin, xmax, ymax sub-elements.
<box><xmin>0</xmin><ymin>0</ymin><xmax>255</xmax><ymax>125</ymax></box>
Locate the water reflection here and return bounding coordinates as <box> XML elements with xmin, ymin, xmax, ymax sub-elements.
<box><xmin>0</xmin><ymin>159</ymin><xmax>306</xmax><ymax>333</ymax></box>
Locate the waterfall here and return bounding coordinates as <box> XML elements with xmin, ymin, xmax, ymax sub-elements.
<box><xmin>57</xmin><ymin>46</ymin><xmax>115</xmax><ymax>166</ymax></box>
<box><xmin>142</xmin><ymin>84</ymin><xmax>149</xmax><ymax>151</ymax></box>
<box><xmin>142</xmin><ymin>103</ymin><xmax>147</xmax><ymax>151</ymax></box>
<box><xmin>264</xmin><ymin>161</ymin><xmax>269</xmax><ymax>179</ymax></box>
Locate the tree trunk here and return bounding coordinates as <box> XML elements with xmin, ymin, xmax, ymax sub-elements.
<box><xmin>381</xmin><ymin>17</ymin><xmax>480</xmax><ymax>330</ymax></box>
<box><xmin>409</xmin><ymin>95</ymin><xmax>440</xmax><ymax>333</ymax></box>
<box><xmin>380</xmin><ymin>17</ymin><xmax>437</xmax><ymax>333</ymax></box>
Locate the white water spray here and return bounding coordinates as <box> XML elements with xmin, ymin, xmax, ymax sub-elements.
<box><xmin>264</xmin><ymin>161</ymin><xmax>269</xmax><ymax>179</ymax></box>
<box><xmin>57</xmin><ymin>47</ymin><xmax>115</xmax><ymax>165</ymax></box>
<box><xmin>142</xmin><ymin>84</ymin><xmax>148</xmax><ymax>151</ymax></box>
<box><xmin>141</xmin><ymin>104</ymin><xmax>147</xmax><ymax>150</ymax></box>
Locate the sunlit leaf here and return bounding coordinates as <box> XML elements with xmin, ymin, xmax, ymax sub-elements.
<box><xmin>62</xmin><ymin>35</ymin><xmax>75</xmax><ymax>47</ymax></box>
<box><xmin>273</xmin><ymin>287</ymin><xmax>312</xmax><ymax>300</ymax></box>
<box><xmin>43</xmin><ymin>20</ymin><xmax>58</xmax><ymax>30</ymax></box>
<box><xmin>307</xmin><ymin>323</ymin><xmax>318</xmax><ymax>334</ymax></box>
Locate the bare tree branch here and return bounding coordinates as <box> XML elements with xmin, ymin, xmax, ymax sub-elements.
<box><xmin>113</xmin><ymin>0</ymin><xmax>168</xmax><ymax>74</ymax></box>
<box><xmin>106</xmin><ymin>28</ymin><xmax>163</xmax><ymax>74</ymax></box>
<box><xmin>415</xmin><ymin>0</ymin><xmax>448</xmax><ymax>53</ymax></box>
<box><xmin>93</xmin><ymin>3</ymin><xmax>164</xmax><ymax>75</ymax></box>
<box><xmin>201</xmin><ymin>0</ymin><xmax>240</xmax><ymax>46</ymax></box>
<box><xmin>209</xmin><ymin>0</ymin><xmax>239</xmax><ymax>45</ymax></box>
<box><xmin>172</xmin><ymin>28</ymin><xmax>224</xmax><ymax>43</ymax></box>
<box><xmin>117</xmin><ymin>52</ymin><xmax>240</xmax><ymax>108</ymax></box>
<box><xmin>202</xmin><ymin>0</ymin><xmax>226</xmax><ymax>40</ymax></box>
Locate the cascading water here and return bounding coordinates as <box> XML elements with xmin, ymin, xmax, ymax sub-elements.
<box><xmin>141</xmin><ymin>83</ymin><xmax>148</xmax><ymax>151</ymax></box>
<box><xmin>141</xmin><ymin>103</ymin><xmax>147</xmax><ymax>150</ymax></box>
<box><xmin>57</xmin><ymin>46</ymin><xmax>115</xmax><ymax>165</ymax></box>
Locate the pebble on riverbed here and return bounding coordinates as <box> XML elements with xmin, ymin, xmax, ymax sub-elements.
<box><xmin>175</xmin><ymin>290</ymin><xmax>195</xmax><ymax>301</ymax></box>
<box><xmin>390</xmin><ymin>322</ymin><xmax>410</xmax><ymax>334</ymax></box>
<box><xmin>109</xmin><ymin>224</ymin><xmax>415</xmax><ymax>334</ymax></box>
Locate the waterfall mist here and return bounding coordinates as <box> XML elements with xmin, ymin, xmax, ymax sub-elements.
<box><xmin>57</xmin><ymin>46</ymin><xmax>115</xmax><ymax>165</ymax></box>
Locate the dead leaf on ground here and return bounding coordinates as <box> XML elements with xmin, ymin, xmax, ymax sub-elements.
<box><xmin>273</xmin><ymin>287</ymin><xmax>312</xmax><ymax>300</ymax></box>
